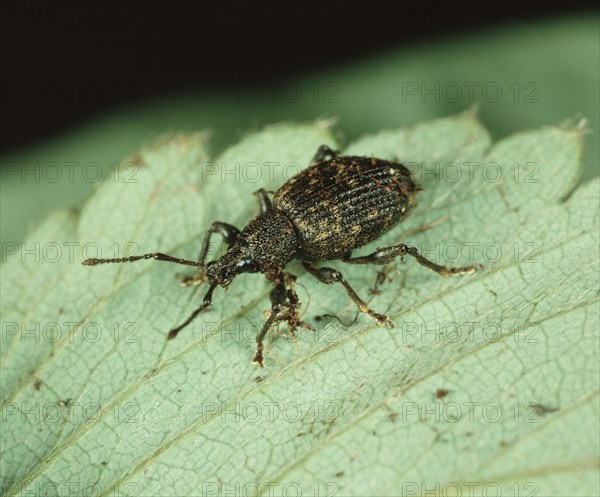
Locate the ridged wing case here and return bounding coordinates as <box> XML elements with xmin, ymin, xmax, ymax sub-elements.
<box><xmin>273</xmin><ymin>156</ymin><xmax>418</xmax><ymax>261</ymax></box>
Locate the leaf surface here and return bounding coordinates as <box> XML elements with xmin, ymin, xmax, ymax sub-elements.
<box><xmin>1</xmin><ymin>116</ymin><xmax>598</xmax><ymax>497</ymax></box>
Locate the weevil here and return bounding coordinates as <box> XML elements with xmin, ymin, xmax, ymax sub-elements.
<box><xmin>83</xmin><ymin>145</ymin><xmax>480</xmax><ymax>366</ymax></box>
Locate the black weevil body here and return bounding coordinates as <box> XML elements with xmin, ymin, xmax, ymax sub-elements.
<box><xmin>84</xmin><ymin>145</ymin><xmax>480</xmax><ymax>366</ymax></box>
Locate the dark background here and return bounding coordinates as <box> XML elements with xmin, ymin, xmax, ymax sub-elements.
<box><xmin>1</xmin><ymin>0</ymin><xmax>596</xmax><ymax>155</ymax></box>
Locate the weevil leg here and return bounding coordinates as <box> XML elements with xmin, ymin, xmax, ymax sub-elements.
<box><xmin>253</xmin><ymin>188</ymin><xmax>273</xmax><ymax>214</ymax></box>
<box><xmin>302</xmin><ymin>262</ymin><xmax>393</xmax><ymax>328</ymax></box>
<box><xmin>365</xmin><ymin>216</ymin><xmax>451</xmax><ymax>294</ymax></box>
<box><xmin>197</xmin><ymin>221</ymin><xmax>240</xmax><ymax>263</ymax></box>
<box><xmin>179</xmin><ymin>221</ymin><xmax>241</xmax><ymax>287</ymax></box>
<box><xmin>341</xmin><ymin>243</ymin><xmax>482</xmax><ymax>276</ymax></box>
<box><xmin>371</xmin><ymin>265</ymin><xmax>394</xmax><ymax>295</ymax></box>
<box><xmin>253</xmin><ymin>273</ymin><xmax>287</xmax><ymax>367</ymax></box>
<box><xmin>311</xmin><ymin>144</ymin><xmax>338</xmax><ymax>165</ymax></box>
<box><xmin>283</xmin><ymin>273</ymin><xmax>301</xmax><ymax>321</ymax></box>
<box><xmin>252</xmin><ymin>272</ymin><xmax>313</xmax><ymax>367</ymax></box>
<box><xmin>167</xmin><ymin>282</ymin><xmax>218</xmax><ymax>340</ymax></box>
<box><xmin>277</xmin><ymin>273</ymin><xmax>315</xmax><ymax>339</ymax></box>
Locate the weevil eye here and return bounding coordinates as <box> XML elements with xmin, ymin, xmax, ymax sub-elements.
<box><xmin>235</xmin><ymin>258</ymin><xmax>261</xmax><ymax>274</ymax></box>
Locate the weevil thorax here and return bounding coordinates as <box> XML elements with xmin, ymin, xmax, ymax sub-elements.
<box><xmin>205</xmin><ymin>209</ymin><xmax>299</xmax><ymax>287</ymax></box>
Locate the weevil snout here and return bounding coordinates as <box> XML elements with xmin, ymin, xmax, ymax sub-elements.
<box><xmin>205</xmin><ymin>243</ymin><xmax>262</xmax><ymax>288</ymax></box>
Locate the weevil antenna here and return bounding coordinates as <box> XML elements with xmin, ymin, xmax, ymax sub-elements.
<box><xmin>82</xmin><ymin>252</ymin><xmax>206</xmax><ymax>268</ymax></box>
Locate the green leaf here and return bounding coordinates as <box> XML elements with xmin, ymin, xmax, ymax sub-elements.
<box><xmin>1</xmin><ymin>115</ymin><xmax>598</xmax><ymax>497</ymax></box>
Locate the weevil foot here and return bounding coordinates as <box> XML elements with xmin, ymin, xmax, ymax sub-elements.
<box><xmin>371</xmin><ymin>311</ymin><xmax>394</xmax><ymax>328</ymax></box>
<box><xmin>252</xmin><ymin>343</ymin><xmax>265</xmax><ymax>368</ymax></box>
<box><xmin>177</xmin><ymin>272</ymin><xmax>208</xmax><ymax>287</ymax></box>
<box><xmin>275</xmin><ymin>301</ymin><xmax>315</xmax><ymax>338</ymax></box>
<box><xmin>441</xmin><ymin>263</ymin><xmax>483</xmax><ymax>277</ymax></box>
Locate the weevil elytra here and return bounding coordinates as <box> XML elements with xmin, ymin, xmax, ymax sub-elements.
<box><xmin>83</xmin><ymin>145</ymin><xmax>481</xmax><ymax>366</ymax></box>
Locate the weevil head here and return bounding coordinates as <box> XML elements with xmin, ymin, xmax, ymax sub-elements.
<box><xmin>205</xmin><ymin>209</ymin><xmax>299</xmax><ymax>287</ymax></box>
<box><xmin>205</xmin><ymin>243</ymin><xmax>261</xmax><ymax>288</ymax></box>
